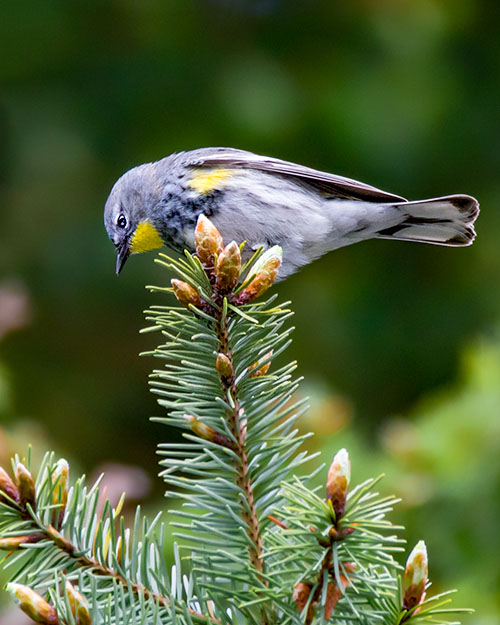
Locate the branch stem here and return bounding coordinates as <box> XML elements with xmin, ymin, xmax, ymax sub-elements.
<box><xmin>215</xmin><ymin>302</ymin><xmax>263</xmax><ymax>575</ymax></box>
<box><xmin>29</xmin><ymin>521</ymin><xmax>221</xmax><ymax>625</ymax></box>
<box><xmin>305</xmin><ymin>545</ymin><xmax>334</xmax><ymax>625</ymax></box>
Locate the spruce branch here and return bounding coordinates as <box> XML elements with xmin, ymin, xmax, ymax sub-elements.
<box><xmin>145</xmin><ymin>216</ymin><xmax>313</xmax><ymax>620</ymax></box>
<box><xmin>0</xmin><ymin>453</ymin><xmax>219</xmax><ymax>625</ymax></box>
<box><xmin>0</xmin><ymin>215</ymin><xmax>473</xmax><ymax>625</ymax></box>
<box><xmin>142</xmin><ymin>216</ymin><xmax>473</xmax><ymax>625</ymax></box>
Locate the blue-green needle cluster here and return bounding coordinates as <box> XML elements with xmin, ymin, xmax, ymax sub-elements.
<box><xmin>143</xmin><ymin>225</ymin><xmax>312</xmax><ymax>623</ymax></box>
<box><xmin>0</xmin><ymin>219</ymin><xmax>473</xmax><ymax>625</ymax></box>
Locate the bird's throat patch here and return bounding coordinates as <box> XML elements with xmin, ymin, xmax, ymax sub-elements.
<box><xmin>130</xmin><ymin>221</ymin><xmax>163</xmax><ymax>254</ymax></box>
<box><xmin>188</xmin><ymin>168</ymin><xmax>233</xmax><ymax>194</ymax></box>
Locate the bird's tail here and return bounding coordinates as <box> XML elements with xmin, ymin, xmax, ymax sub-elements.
<box><xmin>376</xmin><ymin>195</ymin><xmax>479</xmax><ymax>246</ymax></box>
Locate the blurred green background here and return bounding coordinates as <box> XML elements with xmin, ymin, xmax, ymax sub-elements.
<box><xmin>1</xmin><ymin>0</ymin><xmax>499</xmax><ymax>622</ymax></box>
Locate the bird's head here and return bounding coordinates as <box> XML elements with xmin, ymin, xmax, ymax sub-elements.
<box><xmin>104</xmin><ymin>164</ymin><xmax>165</xmax><ymax>274</ymax></box>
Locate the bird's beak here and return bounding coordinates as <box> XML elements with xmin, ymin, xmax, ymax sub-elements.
<box><xmin>116</xmin><ymin>242</ymin><xmax>130</xmax><ymax>275</ymax></box>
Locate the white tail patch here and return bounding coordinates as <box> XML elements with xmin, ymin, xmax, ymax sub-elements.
<box><xmin>376</xmin><ymin>194</ymin><xmax>479</xmax><ymax>247</ymax></box>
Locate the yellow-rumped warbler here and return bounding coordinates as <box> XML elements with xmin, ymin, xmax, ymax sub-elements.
<box><xmin>104</xmin><ymin>147</ymin><xmax>479</xmax><ymax>278</ymax></box>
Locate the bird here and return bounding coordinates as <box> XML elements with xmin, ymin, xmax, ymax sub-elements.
<box><xmin>104</xmin><ymin>147</ymin><xmax>479</xmax><ymax>279</ymax></box>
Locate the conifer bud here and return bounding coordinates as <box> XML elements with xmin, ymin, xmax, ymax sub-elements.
<box><xmin>184</xmin><ymin>415</ymin><xmax>234</xmax><ymax>449</ymax></box>
<box><xmin>7</xmin><ymin>583</ymin><xmax>59</xmax><ymax>624</ymax></box>
<box><xmin>216</xmin><ymin>353</ymin><xmax>233</xmax><ymax>381</ymax></box>
<box><xmin>324</xmin><ymin>564</ymin><xmax>354</xmax><ymax>618</ymax></box>
<box><xmin>292</xmin><ymin>582</ymin><xmax>312</xmax><ymax>613</ymax></box>
<box><xmin>66</xmin><ymin>581</ymin><xmax>91</xmax><ymax>625</ymax></box>
<box><xmin>52</xmin><ymin>460</ymin><xmax>69</xmax><ymax>512</ymax></box>
<box><xmin>236</xmin><ymin>248</ymin><xmax>282</xmax><ymax>304</ymax></box>
<box><xmin>403</xmin><ymin>540</ymin><xmax>428</xmax><ymax>610</ymax></box>
<box><xmin>326</xmin><ymin>448</ymin><xmax>350</xmax><ymax>520</ymax></box>
<box><xmin>249</xmin><ymin>350</ymin><xmax>273</xmax><ymax>377</ymax></box>
<box><xmin>15</xmin><ymin>462</ymin><xmax>36</xmax><ymax>510</ymax></box>
<box><xmin>216</xmin><ymin>241</ymin><xmax>241</xmax><ymax>292</ymax></box>
<box><xmin>171</xmin><ymin>279</ymin><xmax>203</xmax><ymax>308</ymax></box>
<box><xmin>0</xmin><ymin>466</ymin><xmax>20</xmax><ymax>504</ymax></box>
<box><xmin>324</xmin><ymin>582</ymin><xmax>342</xmax><ymax>619</ymax></box>
<box><xmin>195</xmin><ymin>215</ymin><xmax>223</xmax><ymax>265</ymax></box>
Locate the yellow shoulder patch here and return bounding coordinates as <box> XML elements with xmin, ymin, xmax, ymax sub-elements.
<box><xmin>187</xmin><ymin>168</ymin><xmax>233</xmax><ymax>194</ymax></box>
<box><xmin>130</xmin><ymin>221</ymin><xmax>163</xmax><ymax>254</ymax></box>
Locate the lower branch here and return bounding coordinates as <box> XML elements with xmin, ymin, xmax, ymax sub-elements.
<box><xmin>31</xmin><ymin>520</ymin><xmax>221</xmax><ymax>625</ymax></box>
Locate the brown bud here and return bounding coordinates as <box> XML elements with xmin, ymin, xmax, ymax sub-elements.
<box><xmin>0</xmin><ymin>466</ymin><xmax>20</xmax><ymax>504</ymax></box>
<box><xmin>184</xmin><ymin>415</ymin><xmax>234</xmax><ymax>449</ymax></box>
<box><xmin>195</xmin><ymin>215</ymin><xmax>223</xmax><ymax>265</ymax></box>
<box><xmin>51</xmin><ymin>459</ymin><xmax>69</xmax><ymax>525</ymax></box>
<box><xmin>216</xmin><ymin>353</ymin><xmax>233</xmax><ymax>381</ymax></box>
<box><xmin>235</xmin><ymin>247</ymin><xmax>282</xmax><ymax>304</ymax></box>
<box><xmin>66</xmin><ymin>581</ymin><xmax>91</xmax><ymax>625</ymax></box>
<box><xmin>403</xmin><ymin>541</ymin><xmax>428</xmax><ymax>610</ymax></box>
<box><xmin>293</xmin><ymin>582</ymin><xmax>312</xmax><ymax>613</ymax></box>
<box><xmin>326</xmin><ymin>448</ymin><xmax>350</xmax><ymax>520</ymax></box>
<box><xmin>216</xmin><ymin>241</ymin><xmax>241</xmax><ymax>292</ymax></box>
<box><xmin>171</xmin><ymin>279</ymin><xmax>203</xmax><ymax>308</ymax></box>
<box><xmin>339</xmin><ymin>526</ymin><xmax>355</xmax><ymax>539</ymax></box>
<box><xmin>0</xmin><ymin>534</ymin><xmax>43</xmax><ymax>550</ymax></box>
<box><xmin>77</xmin><ymin>605</ymin><xmax>92</xmax><ymax>625</ymax></box>
<box><xmin>15</xmin><ymin>462</ymin><xmax>36</xmax><ymax>510</ymax></box>
<box><xmin>7</xmin><ymin>583</ymin><xmax>59</xmax><ymax>624</ymax></box>
<box><xmin>342</xmin><ymin>562</ymin><xmax>356</xmax><ymax>574</ymax></box>
<box><xmin>324</xmin><ymin>582</ymin><xmax>342</xmax><ymax>619</ymax></box>
<box><xmin>249</xmin><ymin>350</ymin><xmax>273</xmax><ymax>377</ymax></box>
<box><xmin>323</xmin><ymin>564</ymin><xmax>354</xmax><ymax>619</ymax></box>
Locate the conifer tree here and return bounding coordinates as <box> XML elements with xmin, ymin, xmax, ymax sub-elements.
<box><xmin>0</xmin><ymin>217</ymin><xmax>470</xmax><ymax>625</ymax></box>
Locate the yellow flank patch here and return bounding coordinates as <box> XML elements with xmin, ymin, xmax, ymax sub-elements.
<box><xmin>188</xmin><ymin>168</ymin><xmax>233</xmax><ymax>194</ymax></box>
<box><xmin>130</xmin><ymin>221</ymin><xmax>163</xmax><ymax>254</ymax></box>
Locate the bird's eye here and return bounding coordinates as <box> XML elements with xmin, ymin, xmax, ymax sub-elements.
<box><xmin>117</xmin><ymin>214</ymin><xmax>127</xmax><ymax>229</ymax></box>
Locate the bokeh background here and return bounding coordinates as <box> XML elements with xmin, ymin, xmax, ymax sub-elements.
<box><xmin>1</xmin><ymin>1</ymin><xmax>499</xmax><ymax>622</ymax></box>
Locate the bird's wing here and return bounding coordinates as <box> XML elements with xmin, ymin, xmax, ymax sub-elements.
<box><xmin>187</xmin><ymin>147</ymin><xmax>406</xmax><ymax>203</ymax></box>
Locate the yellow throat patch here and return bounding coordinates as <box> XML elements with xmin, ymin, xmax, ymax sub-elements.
<box><xmin>130</xmin><ymin>221</ymin><xmax>163</xmax><ymax>254</ymax></box>
<box><xmin>188</xmin><ymin>168</ymin><xmax>233</xmax><ymax>194</ymax></box>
